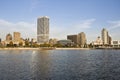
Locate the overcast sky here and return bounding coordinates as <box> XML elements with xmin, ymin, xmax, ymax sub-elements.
<box><xmin>0</xmin><ymin>0</ymin><xmax>120</xmax><ymax>43</ymax></box>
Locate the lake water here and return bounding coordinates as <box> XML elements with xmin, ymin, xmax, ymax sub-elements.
<box><xmin>0</xmin><ymin>49</ymin><xmax>120</xmax><ymax>80</ymax></box>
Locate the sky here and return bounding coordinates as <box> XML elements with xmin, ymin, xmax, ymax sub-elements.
<box><xmin>0</xmin><ymin>0</ymin><xmax>120</xmax><ymax>43</ymax></box>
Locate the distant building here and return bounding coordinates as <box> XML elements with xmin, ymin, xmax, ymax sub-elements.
<box><xmin>67</xmin><ymin>32</ymin><xmax>87</xmax><ymax>47</ymax></box>
<box><xmin>13</xmin><ymin>32</ymin><xmax>21</xmax><ymax>41</ymax></box>
<box><xmin>111</xmin><ymin>40</ymin><xmax>120</xmax><ymax>48</ymax></box>
<box><xmin>37</xmin><ymin>16</ymin><xmax>49</xmax><ymax>44</ymax></box>
<box><xmin>0</xmin><ymin>38</ymin><xmax>1</xmax><ymax>42</ymax></box>
<box><xmin>49</xmin><ymin>38</ymin><xmax>57</xmax><ymax>45</ymax></box>
<box><xmin>92</xmin><ymin>36</ymin><xmax>103</xmax><ymax>46</ymax></box>
<box><xmin>67</xmin><ymin>35</ymin><xmax>78</xmax><ymax>45</ymax></box>
<box><xmin>78</xmin><ymin>32</ymin><xmax>86</xmax><ymax>48</ymax></box>
<box><xmin>101</xmin><ymin>28</ymin><xmax>110</xmax><ymax>45</ymax></box>
<box><xmin>101</xmin><ymin>28</ymin><xmax>108</xmax><ymax>45</ymax></box>
<box><xmin>57</xmin><ymin>40</ymin><xmax>73</xmax><ymax>46</ymax></box>
<box><xmin>6</xmin><ymin>33</ymin><xmax>12</xmax><ymax>41</ymax></box>
<box><xmin>101</xmin><ymin>28</ymin><xmax>112</xmax><ymax>45</ymax></box>
<box><xmin>108</xmin><ymin>36</ymin><xmax>112</xmax><ymax>45</ymax></box>
<box><xmin>5</xmin><ymin>33</ymin><xmax>12</xmax><ymax>46</ymax></box>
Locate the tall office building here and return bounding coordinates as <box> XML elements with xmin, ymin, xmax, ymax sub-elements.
<box><xmin>6</xmin><ymin>33</ymin><xmax>12</xmax><ymax>41</ymax></box>
<box><xmin>101</xmin><ymin>28</ymin><xmax>109</xmax><ymax>45</ymax></box>
<box><xmin>78</xmin><ymin>32</ymin><xmax>86</xmax><ymax>48</ymax></box>
<box><xmin>67</xmin><ymin>35</ymin><xmax>78</xmax><ymax>44</ymax></box>
<box><xmin>13</xmin><ymin>32</ymin><xmax>21</xmax><ymax>41</ymax></box>
<box><xmin>37</xmin><ymin>16</ymin><xmax>49</xmax><ymax>44</ymax></box>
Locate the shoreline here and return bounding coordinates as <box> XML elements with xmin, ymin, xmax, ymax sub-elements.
<box><xmin>0</xmin><ymin>47</ymin><xmax>119</xmax><ymax>50</ymax></box>
<box><xmin>0</xmin><ymin>47</ymin><xmax>92</xmax><ymax>50</ymax></box>
<box><xmin>0</xmin><ymin>48</ymin><xmax>39</xmax><ymax>50</ymax></box>
<box><xmin>56</xmin><ymin>48</ymin><xmax>91</xmax><ymax>50</ymax></box>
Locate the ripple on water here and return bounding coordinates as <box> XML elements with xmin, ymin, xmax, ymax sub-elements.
<box><xmin>0</xmin><ymin>50</ymin><xmax>120</xmax><ymax>80</ymax></box>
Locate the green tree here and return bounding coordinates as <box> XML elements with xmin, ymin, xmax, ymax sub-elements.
<box><xmin>40</xmin><ymin>43</ymin><xmax>50</xmax><ymax>47</ymax></box>
<box><xmin>89</xmin><ymin>43</ymin><xmax>93</xmax><ymax>48</ymax></box>
<box><xmin>25</xmin><ymin>40</ymin><xmax>29</xmax><ymax>47</ymax></box>
<box><xmin>53</xmin><ymin>43</ymin><xmax>63</xmax><ymax>47</ymax></box>
<box><xmin>32</xmin><ymin>43</ymin><xmax>39</xmax><ymax>47</ymax></box>
<box><xmin>19</xmin><ymin>42</ymin><xmax>23</xmax><ymax>47</ymax></box>
<box><xmin>9</xmin><ymin>41</ymin><xmax>13</xmax><ymax>47</ymax></box>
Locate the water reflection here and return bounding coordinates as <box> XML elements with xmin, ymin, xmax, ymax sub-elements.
<box><xmin>0</xmin><ymin>50</ymin><xmax>120</xmax><ymax>80</ymax></box>
<box><xmin>30</xmin><ymin>50</ymin><xmax>52</xmax><ymax>79</ymax></box>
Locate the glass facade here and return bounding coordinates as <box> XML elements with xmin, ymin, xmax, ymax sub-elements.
<box><xmin>37</xmin><ymin>16</ymin><xmax>49</xmax><ymax>44</ymax></box>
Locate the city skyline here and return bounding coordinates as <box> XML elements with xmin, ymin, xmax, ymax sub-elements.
<box><xmin>0</xmin><ymin>0</ymin><xmax>120</xmax><ymax>43</ymax></box>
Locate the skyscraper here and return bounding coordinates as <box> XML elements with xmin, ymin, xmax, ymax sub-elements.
<box><xmin>78</xmin><ymin>32</ymin><xmax>86</xmax><ymax>48</ymax></box>
<box><xmin>14</xmin><ymin>32</ymin><xmax>21</xmax><ymax>41</ymax></box>
<box><xmin>101</xmin><ymin>28</ymin><xmax>109</xmax><ymax>45</ymax></box>
<box><xmin>37</xmin><ymin>16</ymin><xmax>49</xmax><ymax>44</ymax></box>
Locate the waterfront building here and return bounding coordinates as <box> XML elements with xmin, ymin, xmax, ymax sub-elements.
<box><xmin>111</xmin><ymin>40</ymin><xmax>120</xmax><ymax>48</ymax></box>
<box><xmin>67</xmin><ymin>35</ymin><xmax>78</xmax><ymax>45</ymax></box>
<box><xmin>1</xmin><ymin>41</ymin><xmax>5</xmax><ymax>46</ymax></box>
<box><xmin>13</xmin><ymin>32</ymin><xmax>21</xmax><ymax>46</ymax></box>
<box><xmin>13</xmin><ymin>32</ymin><xmax>21</xmax><ymax>41</ymax></box>
<box><xmin>67</xmin><ymin>32</ymin><xmax>87</xmax><ymax>47</ymax></box>
<box><xmin>37</xmin><ymin>16</ymin><xmax>49</xmax><ymax>44</ymax></box>
<box><xmin>0</xmin><ymin>38</ymin><xmax>1</xmax><ymax>42</ymax></box>
<box><xmin>101</xmin><ymin>28</ymin><xmax>112</xmax><ymax>45</ymax></box>
<box><xmin>78</xmin><ymin>32</ymin><xmax>86</xmax><ymax>48</ymax></box>
<box><xmin>108</xmin><ymin>36</ymin><xmax>112</xmax><ymax>45</ymax></box>
<box><xmin>57</xmin><ymin>40</ymin><xmax>73</xmax><ymax>46</ymax></box>
<box><xmin>6</xmin><ymin>33</ymin><xmax>12</xmax><ymax>41</ymax></box>
<box><xmin>92</xmin><ymin>36</ymin><xmax>103</xmax><ymax>46</ymax></box>
<box><xmin>101</xmin><ymin>28</ymin><xmax>109</xmax><ymax>45</ymax></box>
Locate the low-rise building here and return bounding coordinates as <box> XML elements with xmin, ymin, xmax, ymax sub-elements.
<box><xmin>92</xmin><ymin>36</ymin><xmax>103</xmax><ymax>46</ymax></box>
<box><xmin>57</xmin><ymin>40</ymin><xmax>73</xmax><ymax>47</ymax></box>
<box><xmin>111</xmin><ymin>40</ymin><xmax>120</xmax><ymax>48</ymax></box>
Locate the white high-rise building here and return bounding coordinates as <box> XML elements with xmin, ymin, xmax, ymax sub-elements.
<box><xmin>37</xmin><ymin>16</ymin><xmax>49</xmax><ymax>44</ymax></box>
<box><xmin>101</xmin><ymin>28</ymin><xmax>108</xmax><ymax>45</ymax></box>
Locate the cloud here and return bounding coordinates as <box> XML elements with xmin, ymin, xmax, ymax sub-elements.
<box><xmin>0</xmin><ymin>19</ymin><xmax>36</xmax><ymax>40</ymax></box>
<box><xmin>50</xmin><ymin>19</ymin><xmax>96</xmax><ymax>40</ymax></box>
<box><xmin>108</xmin><ymin>20</ymin><xmax>120</xmax><ymax>30</ymax></box>
<box><xmin>73</xmin><ymin>19</ymin><xmax>96</xmax><ymax>29</ymax></box>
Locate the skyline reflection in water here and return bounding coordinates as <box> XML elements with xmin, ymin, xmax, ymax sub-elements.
<box><xmin>0</xmin><ymin>50</ymin><xmax>120</xmax><ymax>80</ymax></box>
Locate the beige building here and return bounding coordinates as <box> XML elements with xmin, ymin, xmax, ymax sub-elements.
<box><xmin>3</xmin><ymin>32</ymin><xmax>24</xmax><ymax>46</ymax></box>
<box><xmin>78</xmin><ymin>32</ymin><xmax>86</xmax><ymax>48</ymax></box>
<box><xmin>67</xmin><ymin>32</ymin><xmax>87</xmax><ymax>47</ymax></box>
<box><xmin>101</xmin><ymin>28</ymin><xmax>112</xmax><ymax>45</ymax></box>
<box><xmin>92</xmin><ymin>36</ymin><xmax>103</xmax><ymax>46</ymax></box>
<box><xmin>6</xmin><ymin>33</ymin><xmax>12</xmax><ymax>41</ymax></box>
<box><xmin>14</xmin><ymin>32</ymin><xmax>21</xmax><ymax>41</ymax></box>
<box><xmin>101</xmin><ymin>28</ymin><xmax>108</xmax><ymax>45</ymax></box>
